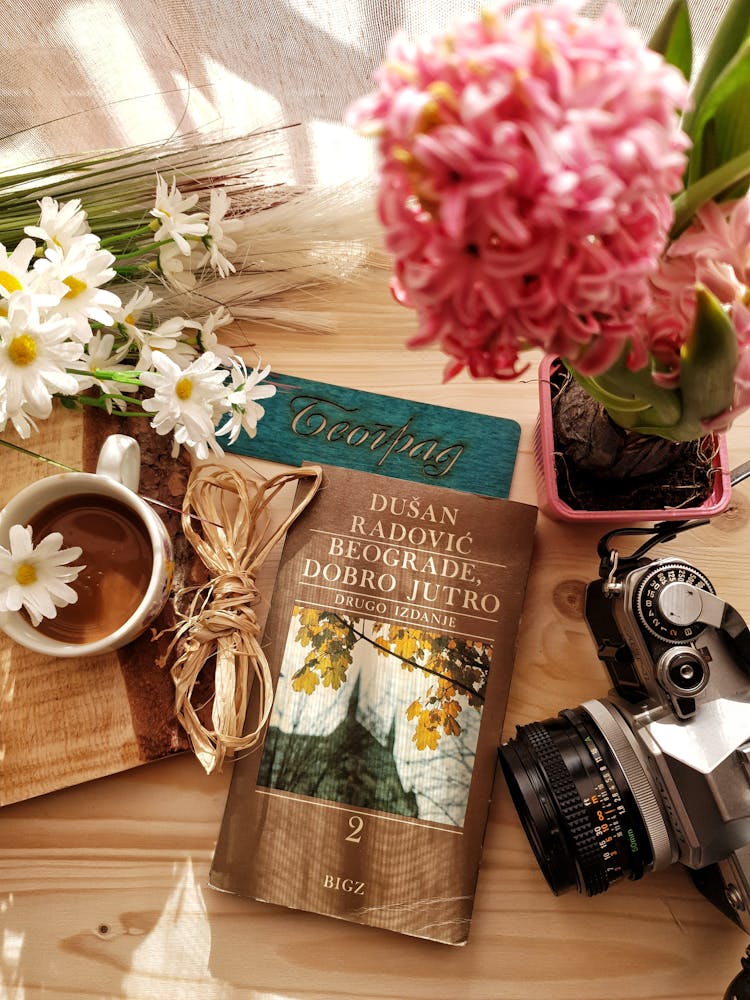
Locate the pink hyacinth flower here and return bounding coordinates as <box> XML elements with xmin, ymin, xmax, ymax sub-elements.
<box><xmin>348</xmin><ymin>2</ymin><xmax>691</xmax><ymax>379</ymax></box>
<box><xmin>646</xmin><ymin>197</ymin><xmax>750</xmax><ymax>428</ymax></box>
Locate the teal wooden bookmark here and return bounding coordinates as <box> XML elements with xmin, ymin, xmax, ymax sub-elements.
<box><xmin>224</xmin><ymin>372</ymin><xmax>521</xmax><ymax>498</ymax></box>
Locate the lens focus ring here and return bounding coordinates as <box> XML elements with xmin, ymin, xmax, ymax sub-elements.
<box><xmin>500</xmin><ymin>707</ymin><xmax>656</xmax><ymax>899</ymax></box>
<box><xmin>520</xmin><ymin>722</ymin><xmax>611</xmax><ymax>895</ymax></box>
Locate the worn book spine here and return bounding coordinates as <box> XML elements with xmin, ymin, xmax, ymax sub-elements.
<box><xmin>209</xmin><ymin>463</ymin><xmax>537</xmax><ymax>944</ymax></box>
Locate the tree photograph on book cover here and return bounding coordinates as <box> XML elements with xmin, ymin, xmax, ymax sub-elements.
<box><xmin>256</xmin><ymin>604</ymin><xmax>490</xmax><ymax>827</ymax></box>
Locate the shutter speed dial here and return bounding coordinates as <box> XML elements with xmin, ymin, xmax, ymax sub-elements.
<box><xmin>634</xmin><ymin>561</ymin><xmax>715</xmax><ymax>644</ymax></box>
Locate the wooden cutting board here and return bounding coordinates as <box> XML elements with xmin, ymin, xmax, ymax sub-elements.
<box><xmin>0</xmin><ymin>409</ymin><xmax>202</xmax><ymax>806</ymax></box>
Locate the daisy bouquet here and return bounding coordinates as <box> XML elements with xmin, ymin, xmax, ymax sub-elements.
<box><xmin>0</xmin><ymin>129</ymin><xmax>382</xmax><ymax>460</ymax></box>
<box><xmin>348</xmin><ymin>0</ymin><xmax>750</xmax><ymax>450</ymax></box>
<box><xmin>0</xmin><ymin>183</ymin><xmax>276</xmax><ymax>459</ymax></box>
<box><xmin>0</xmin><ymin>133</ymin><xmax>381</xmax><ymax>630</ymax></box>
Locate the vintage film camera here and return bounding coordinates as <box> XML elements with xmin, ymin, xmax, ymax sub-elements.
<box><xmin>500</xmin><ymin>521</ymin><xmax>750</xmax><ymax>996</ymax></box>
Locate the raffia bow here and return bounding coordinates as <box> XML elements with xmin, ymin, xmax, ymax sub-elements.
<box><xmin>162</xmin><ymin>462</ymin><xmax>322</xmax><ymax>774</ymax></box>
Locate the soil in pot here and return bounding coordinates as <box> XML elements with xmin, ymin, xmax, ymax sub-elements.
<box><xmin>551</xmin><ymin>367</ymin><xmax>715</xmax><ymax>512</ymax></box>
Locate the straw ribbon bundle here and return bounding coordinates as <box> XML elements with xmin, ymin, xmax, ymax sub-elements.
<box><xmin>164</xmin><ymin>462</ymin><xmax>322</xmax><ymax>774</ymax></box>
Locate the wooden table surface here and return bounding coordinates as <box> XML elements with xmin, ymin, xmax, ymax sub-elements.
<box><xmin>2</xmin><ymin>273</ymin><xmax>750</xmax><ymax>1000</ymax></box>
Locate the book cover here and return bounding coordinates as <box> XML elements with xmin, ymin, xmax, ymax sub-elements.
<box><xmin>225</xmin><ymin>371</ymin><xmax>521</xmax><ymax>498</ymax></box>
<box><xmin>209</xmin><ymin>463</ymin><xmax>537</xmax><ymax>944</ymax></box>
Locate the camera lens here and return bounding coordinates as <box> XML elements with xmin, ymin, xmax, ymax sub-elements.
<box><xmin>500</xmin><ymin>701</ymin><xmax>673</xmax><ymax>897</ymax></box>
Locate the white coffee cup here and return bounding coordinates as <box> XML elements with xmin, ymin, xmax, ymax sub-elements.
<box><xmin>0</xmin><ymin>434</ymin><xmax>174</xmax><ymax>658</ymax></box>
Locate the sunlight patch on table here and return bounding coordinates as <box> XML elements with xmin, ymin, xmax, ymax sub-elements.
<box><xmin>1</xmin><ymin>924</ymin><xmax>25</xmax><ymax>1000</ymax></box>
<box><xmin>121</xmin><ymin>858</ymin><xmax>230</xmax><ymax>999</ymax></box>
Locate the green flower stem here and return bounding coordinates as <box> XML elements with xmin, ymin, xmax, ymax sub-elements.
<box><xmin>66</xmin><ymin>368</ymin><xmax>143</xmax><ymax>385</ymax></box>
<box><xmin>112</xmin><ymin>266</ymin><xmax>146</xmax><ymax>277</ymax></box>
<box><xmin>99</xmin><ymin>224</ymin><xmax>157</xmax><ymax>248</ymax></box>
<box><xmin>114</xmin><ymin>238</ymin><xmax>174</xmax><ymax>261</ymax></box>
<box><xmin>671</xmin><ymin>147</ymin><xmax>750</xmax><ymax>237</ymax></box>
<box><xmin>74</xmin><ymin>397</ymin><xmax>146</xmax><ymax>416</ymax></box>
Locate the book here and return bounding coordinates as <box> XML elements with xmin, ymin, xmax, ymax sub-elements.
<box><xmin>209</xmin><ymin>462</ymin><xmax>537</xmax><ymax>944</ymax></box>
<box><xmin>225</xmin><ymin>371</ymin><xmax>521</xmax><ymax>498</ymax></box>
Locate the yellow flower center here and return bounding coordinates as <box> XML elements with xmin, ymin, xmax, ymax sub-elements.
<box><xmin>383</xmin><ymin>60</ymin><xmax>417</xmax><ymax>82</ymax></box>
<box><xmin>175</xmin><ymin>376</ymin><xmax>193</xmax><ymax>400</ymax></box>
<box><xmin>426</xmin><ymin>80</ymin><xmax>458</xmax><ymax>109</ymax></box>
<box><xmin>0</xmin><ymin>271</ymin><xmax>22</xmax><ymax>294</ymax></box>
<box><xmin>416</xmin><ymin>99</ymin><xmax>441</xmax><ymax>133</ymax></box>
<box><xmin>8</xmin><ymin>334</ymin><xmax>38</xmax><ymax>366</ymax></box>
<box><xmin>480</xmin><ymin>8</ymin><xmax>497</xmax><ymax>31</ymax></box>
<box><xmin>15</xmin><ymin>563</ymin><xmax>37</xmax><ymax>586</ymax></box>
<box><xmin>124</xmin><ymin>313</ymin><xmax>136</xmax><ymax>325</ymax></box>
<box><xmin>63</xmin><ymin>275</ymin><xmax>87</xmax><ymax>298</ymax></box>
<box><xmin>392</xmin><ymin>147</ymin><xmax>416</xmax><ymax>167</ymax></box>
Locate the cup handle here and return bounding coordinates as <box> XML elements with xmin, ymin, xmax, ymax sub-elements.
<box><xmin>96</xmin><ymin>434</ymin><xmax>141</xmax><ymax>492</ymax></box>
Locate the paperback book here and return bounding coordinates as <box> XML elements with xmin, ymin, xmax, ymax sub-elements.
<box><xmin>209</xmin><ymin>463</ymin><xmax>537</xmax><ymax>944</ymax></box>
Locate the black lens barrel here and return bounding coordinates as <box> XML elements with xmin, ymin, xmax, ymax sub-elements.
<box><xmin>500</xmin><ymin>707</ymin><xmax>654</xmax><ymax>897</ymax></box>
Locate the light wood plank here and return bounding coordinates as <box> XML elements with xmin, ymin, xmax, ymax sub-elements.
<box><xmin>2</xmin><ymin>271</ymin><xmax>750</xmax><ymax>998</ymax></box>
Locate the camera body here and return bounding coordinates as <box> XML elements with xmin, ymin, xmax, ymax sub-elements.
<box><xmin>586</xmin><ymin>554</ymin><xmax>750</xmax><ymax>930</ymax></box>
<box><xmin>501</xmin><ymin>545</ymin><xmax>750</xmax><ymax>933</ymax></box>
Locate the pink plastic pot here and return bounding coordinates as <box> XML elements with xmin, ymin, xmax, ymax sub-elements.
<box><xmin>534</xmin><ymin>356</ymin><xmax>732</xmax><ymax>525</ymax></box>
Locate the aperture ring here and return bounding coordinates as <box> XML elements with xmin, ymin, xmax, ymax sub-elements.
<box><xmin>582</xmin><ymin>700</ymin><xmax>674</xmax><ymax>870</ymax></box>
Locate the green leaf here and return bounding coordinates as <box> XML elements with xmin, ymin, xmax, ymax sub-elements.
<box><xmin>678</xmin><ymin>285</ymin><xmax>738</xmax><ymax>426</ymax></box>
<box><xmin>671</xmin><ymin>147</ymin><xmax>750</xmax><ymax>236</ymax></box>
<box><xmin>569</xmin><ymin>372</ymin><xmax>651</xmax><ymax>413</ymax></box>
<box><xmin>687</xmin><ymin>39</ymin><xmax>750</xmax><ymax>185</ymax></box>
<box><xmin>566</xmin><ymin>355</ymin><xmax>683</xmax><ymax>430</ymax></box>
<box><xmin>649</xmin><ymin>0</ymin><xmax>692</xmax><ymax>81</ymax></box>
<box><xmin>682</xmin><ymin>0</ymin><xmax>750</xmax><ymax>138</ymax></box>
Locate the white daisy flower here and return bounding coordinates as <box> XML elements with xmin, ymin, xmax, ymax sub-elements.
<box><xmin>217</xmin><ymin>358</ymin><xmax>276</xmax><ymax>445</ymax></box>
<box><xmin>157</xmin><ymin>242</ymin><xmax>201</xmax><ymax>292</ymax></box>
<box><xmin>76</xmin><ymin>332</ymin><xmax>137</xmax><ymax>409</ymax></box>
<box><xmin>200</xmin><ymin>189</ymin><xmax>241</xmax><ymax>278</ymax></box>
<box><xmin>150</xmin><ymin>175</ymin><xmax>207</xmax><ymax>255</ymax></box>
<box><xmin>195</xmin><ymin>306</ymin><xmax>234</xmax><ymax>362</ymax></box>
<box><xmin>133</xmin><ymin>315</ymin><xmax>199</xmax><ymax>371</ymax></box>
<box><xmin>0</xmin><ymin>294</ymin><xmax>82</xmax><ymax>437</ymax></box>
<box><xmin>0</xmin><ymin>523</ymin><xmax>84</xmax><ymax>626</ymax></box>
<box><xmin>112</xmin><ymin>287</ymin><xmax>161</xmax><ymax>340</ymax></box>
<box><xmin>38</xmin><ymin>239</ymin><xmax>121</xmax><ymax>341</ymax></box>
<box><xmin>24</xmin><ymin>197</ymin><xmax>95</xmax><ymax>253</ymax></box>
<box><xmin>80</xmin><ymin>330</ymin><xmax>130</xmax><ymax>374</ymax></box>
<box><xmin>140</xmin><ymin>349</ymin><xmax>229</xmax><ymax>460</ymax></box>
<box><xmin>0</xmin><ymin>238</ymin><xmax>64</xmax><ymax>307</ymax></box>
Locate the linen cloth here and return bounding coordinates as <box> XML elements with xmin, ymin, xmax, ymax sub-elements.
<box><xmin>0</xmin><ymin>0</ymin><xmax>731</xmax><ymax>184</ymax></box>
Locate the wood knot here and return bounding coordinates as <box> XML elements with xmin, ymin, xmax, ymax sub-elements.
<box><xmin>710</xmin><ymin>491</ymin><xmax>749</xmax><ymax>533</ymax></box>
<box><xmin>553</xmin><ymin>579</ymin><xmax>586</xmax><ymax>620</ymax></box>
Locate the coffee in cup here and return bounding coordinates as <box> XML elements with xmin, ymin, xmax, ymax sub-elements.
<box><xmin>0</xmin><ymin>435</ymin><xmax>174</xmax><ymax>657</ymax></box>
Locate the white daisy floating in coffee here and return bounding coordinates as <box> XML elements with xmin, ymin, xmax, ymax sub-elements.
<box><xmin>0</xmin><ymin>523</ymin><xmax>84</xmax><ymax>627</ymax></box>
<box><xmin>0</xmin><ymin>489</ymin><xmax>155</xmax><ymax>642</ymax></box>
